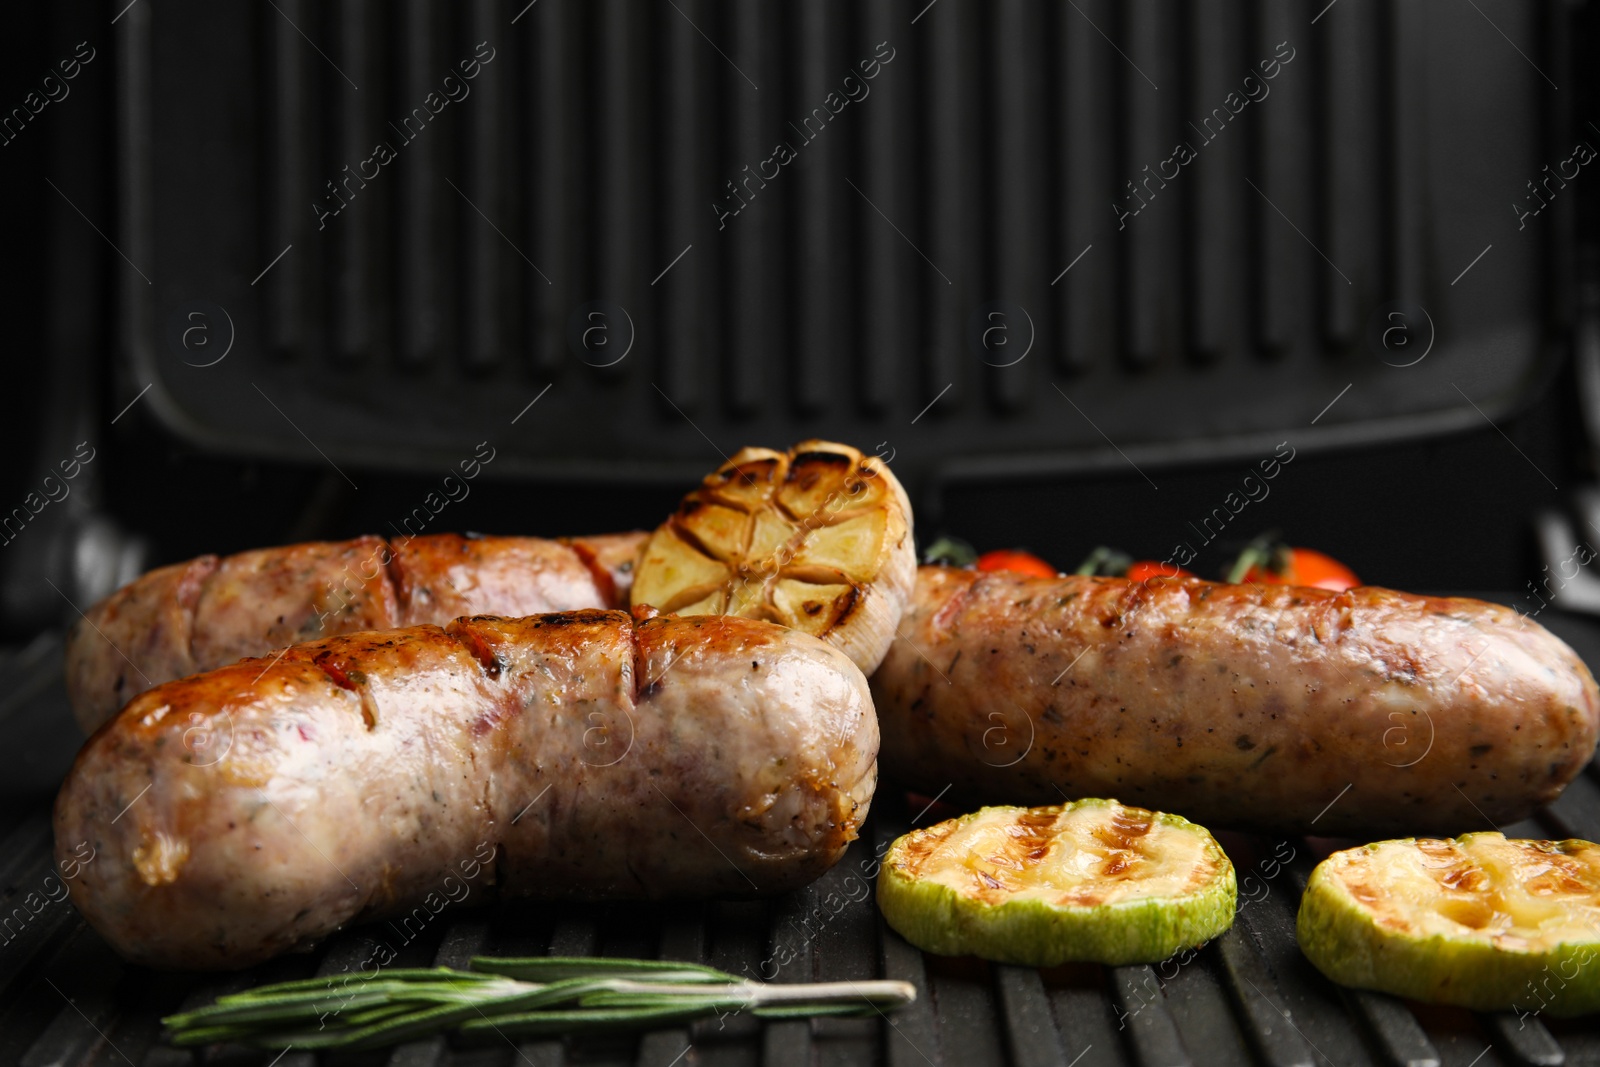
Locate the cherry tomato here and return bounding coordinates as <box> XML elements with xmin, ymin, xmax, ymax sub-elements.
<box><xmin>1243</xmin><ymin>548</ymin><xmax>1360</xmax><ymax>591</ymax></box>
<box><xmin>1285</xmin><ymin>548</ymin><xmax>1360</xmax><ymax>591</ymax></box>
<box><xmin>975</xmin><ymin>549</ymin><xmax>1058</xmax><ymax>578</ymax></box>
<box><xmin>1125</xmin><ymin>560</ymin><xmax>1194</xmax><ymax>582</ymax></box>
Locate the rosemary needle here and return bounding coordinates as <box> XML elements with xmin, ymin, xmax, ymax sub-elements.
<box><xmin>162</xmin><ymin>956</ymin><xmax>916</xmax><ymax>1050</ymax></box>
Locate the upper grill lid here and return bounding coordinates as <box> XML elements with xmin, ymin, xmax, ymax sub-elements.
<box><xmin>116</xmin><ymin>0</ymin><xmax>1572</xmax><ymax>493</ymax></box>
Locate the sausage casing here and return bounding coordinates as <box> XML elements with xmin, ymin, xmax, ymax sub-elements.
<box><xmin>871</xmin><ymin>567</ymin><xmax>1600</xmax><ymax>836</ymax></box>
<box><xmin>65</xmin><ymin>532</ymin><xmax>647</xmax><ymax>733</ymax></box>
<box><xmin>56</xmin><ymin>609</ymin><xmax>876</xmax><ymax>969</ymax></box>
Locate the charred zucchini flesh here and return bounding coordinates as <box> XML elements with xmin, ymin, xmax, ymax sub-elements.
<box><xmin>1298</xmin><ymin>833</ymin><xmax>1600</xmax><ymax>1015</ymax></box>
<box><xmin>877</xmin><ymin>800</ymin><xmax>1236</xmax><ymax>966</ymax></box>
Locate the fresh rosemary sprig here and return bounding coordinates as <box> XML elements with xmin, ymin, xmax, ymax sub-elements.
<box><xmin>162</xmin><ymin>956</ymin><xmax>916</xmax><ymax>1051</ymax></box>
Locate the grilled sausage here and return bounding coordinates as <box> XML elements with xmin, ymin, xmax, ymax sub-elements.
<box><xmin>65</xmin><ymin>532</ymin><xmax>648</xmax><ymax>733</ymax></box>
<box><xmin>56</xmin><ymin>609</ymin><xmax>877</xmax><ymax>969</ymax></box>
<box><xmin>871</xmin><ymin>567</ymin><xmax>1600</xmax><ymax>836</ymax></box>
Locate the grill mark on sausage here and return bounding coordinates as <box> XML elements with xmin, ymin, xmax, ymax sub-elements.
<box><xmin>381</xmin><ymin>537</ymin><xmax>409</xmax><ymax>623</ymax></box>
<box><xmin>877</xmin><ymin>561</ymin><xmax>1583</xmax><ymax>836</ymax></box>
<box><xmin>529</xmin><ymin>609</ymin><xmax>615</xmax><ymax>628</ymax></box>
<box><xmin>630</xmin><ymin>617</ymin><xmax>648</xmax><ymax>704</ymax></box>
<box><xmin>930</xmin><ymin>575</ymin><xmax>977</xmax><ymax>634</ymax></box>
<box><xmin>445</xmin><ymin>619</ymin><xmax>507</xmax><ymax>680</ymax></box>
<box><xmin>565</xmin><ymin>540</ymin><xmax>619</xmax><ymax>608</ymax></box>
<box><xmin>179</xmin><ymin>555</ymin><xmax>223</xmax><ymax>684</ymax></box>
<box><xmin>390</xmin><ymin>533</ymin><xmax>471</xmax><ymax>623</ymax></box>
<box><xmin>311</xmin><ymin>648</ymin><xmax>366</xmax><ymax>690</ymax></box>
<box><xmin>62</xmin><ymin>611</ymin><xmax>878</xmax><ymax>967</ymax></box>
<box><xmin>446</xmin><ymin>618</ymin><xmax>526</xmax><ymax>738</ymax></box>
<box><xmin>69</xmin><ymin>533</ymin><xmax>652</xmax><ymax>735</ymax></box>
<box><xmin>627</xmin><ymin>614</ymin><xmax>677</xmax><ymax>708</ymax></box>
<box><xmin>311</xmin><ymin>648</ymin><xmax>378</xmax><ymax>730</ymax></box>
<box><xmin>1116</xmin><ymin>580</ymin><xmax>1153</xmax><ymax>626</ymax></box>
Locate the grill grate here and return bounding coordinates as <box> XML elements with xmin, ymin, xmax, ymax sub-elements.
<box><xmin>115</xmin><ymin>0</ymin><xmax>1573</xmax><ymax>490</ymax></box>
<box><xmin>9</xmin><ymin>603</ymin><xmax>1600</xmax><ymax>1065</ymax></box>
<box><xmin>10</xmin><ymin>758</ymin><xmax>1600</xmax><ymax>1064</ymax></box>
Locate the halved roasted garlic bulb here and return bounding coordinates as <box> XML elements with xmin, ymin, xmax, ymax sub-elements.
<box><xmin>630</xmin><ymin>441</ymin><xmax>914</xmax><ymax>674</ymax></box>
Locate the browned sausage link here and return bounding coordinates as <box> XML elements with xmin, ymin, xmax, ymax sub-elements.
<box><xmin>871</xmin><ymin>567</ymin><xmax>1600</xmax><ymax>836</ymax></box>
<box><xmin>64</xmin><ymin>531</ymin><xmax>649</xmax><ymax>733</ymax></box>
<box><xmin>56</xmin><ymin>610</ymin><xmax>877</xmax><ymax>970</ymax></box>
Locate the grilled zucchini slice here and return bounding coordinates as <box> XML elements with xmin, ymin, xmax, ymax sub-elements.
<box><xmin>1298</xmin><ymin>833</ymin><xmax>1600</xmax><ymax>1015</ymax></box>
<box><xmin>629</xmin><ymin>441</ymin><xmax>914</xmax><ymax>674</ymax></box>
<box><xmin>877</xmin><ymin>800</ymin><xmax>1236</xmax><ymax>966</ymax></box>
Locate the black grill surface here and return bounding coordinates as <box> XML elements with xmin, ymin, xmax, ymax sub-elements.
<box><xmin>114</xmin><ymin>0</ymin><xmax>1574</xmax><ymax>491</ymax></box>
<box><xmin>5</xmin><ymin>599</ymin><xmax>1600</xmax><ymax>1066</ymax></box>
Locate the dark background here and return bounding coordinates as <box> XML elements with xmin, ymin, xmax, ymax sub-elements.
<box><xmin>5</xmin><ymin>7</ymin><xmax>1600</xmax><ymax>1066</ymax></box>
<box><xmin>0</xmin><ymin>0</ymin><xmax>1595</xmax><ymax>630</ymax></box>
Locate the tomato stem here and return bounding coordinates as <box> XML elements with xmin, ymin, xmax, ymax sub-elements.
<box><xmin>1074</xmin><ymin>546</ymin><xmax>1133</xmax><ymax>577</ymax></box>
<box><xmin>922</xmin><ymin>536</ymin><xmax>976</xmax><ymax>568</ymax></box>
<box><xmin>1226</xmin><ymin>530</ymin><xmax>1286</xmax><ymax>584</ymax></box>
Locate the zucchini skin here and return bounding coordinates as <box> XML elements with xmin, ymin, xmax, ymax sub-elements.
<box><xmin>1297</xmin><ymin>838</ymin><xmax>1600</xmax><ymax>1015</ymax></box>
<box><xmin>871</xmin><ymin>567</ymin><xmax>1600</xmax><ymax>836</ymax></box>
<box><xmin>56</xmin><ymin>611</ymin><xmax>877</xmax><ymax>970</ymax></box>
<box><xmin>877</xmin><ymin>801</ymin><xmax>1235</xmax><ymax>966</ymax></box>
